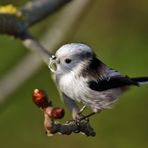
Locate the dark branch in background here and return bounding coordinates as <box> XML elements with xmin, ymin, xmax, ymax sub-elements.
<box><xmin>0</xmin><ymin>0</ymin><xmax>72</xmax><ymax>37</ymax></box>
<box><xmin>21</xmin><ymin>0</ymin><xmax>72</xmax><ymax>26</ymax></box>
<box><xmin>0</xmin><ymin>13</ymin><xmax>26</xmax><ymax>36</ymax></box>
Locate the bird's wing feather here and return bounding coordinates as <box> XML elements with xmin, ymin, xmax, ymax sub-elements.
<box><xmin>85</xmin><ymin>57</ymin><xmax>139</xmax><ymax>91</ymax></box>
<box><xmin>88</xmin><ymin>75</ymin><xmax>139</xmax><ymax>91</ymax></box>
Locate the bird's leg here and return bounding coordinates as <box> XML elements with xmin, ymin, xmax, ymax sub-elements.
<box><xmin>78</xmin><ymin>109</ymin><xmax>102</xmax><ymax>121</ymax></box>
<box><xmin>74</xmin><ymin>105</ymin><xmax>87</xmax><ymax>121</ymax></box>
<box><xmin>78</xmin><ymin>105</ymin><xmax>87</xmax><ymax>114</ymax></box>
<box><xmin>62</xmin><ymin>93</ymin><xmax>83</xmax><ymax>120</ymax></box>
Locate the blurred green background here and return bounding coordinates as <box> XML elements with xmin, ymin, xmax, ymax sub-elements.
<box><xmin>0</xmin><ymin>0</ymin><xmax>148</xmax><ymax>148</ymax></box>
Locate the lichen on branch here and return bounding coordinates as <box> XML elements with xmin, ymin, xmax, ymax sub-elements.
<box><xmin>0</xmin><ymin>4</ymin><xmax>21</xmax><ymax>16</ymax></box>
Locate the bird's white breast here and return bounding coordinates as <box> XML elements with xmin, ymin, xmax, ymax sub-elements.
<box><xmin>58</xmin><ymin>72</ymin><xmax>86</xmax><ymax>102</ymax></box>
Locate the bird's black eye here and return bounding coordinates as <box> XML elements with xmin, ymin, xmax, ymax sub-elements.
<box><xmin>65</xmin><ymin>58</ymin><xmax>71</xmax><ymax>64</ymax></box>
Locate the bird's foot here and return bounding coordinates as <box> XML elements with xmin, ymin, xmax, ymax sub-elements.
<box><xmin>76</xmin><ymin>109</ymin><xmax>102</xmax><ymax>122</ymax></box>
<box><xmin>74</xmin><ymin>105</ymin><xmax>88</xmax><ymax>122</ymax></box>
<box><xmin>75</xmin><ymin>112</ymin><xmax>88</xmax><ymax>122</ymax></box>
<box><xmin>75</xmin><ymin>112</ymin><xmax>96</xmax><ymax>123</ymax></box>
<box><xmin>79</xmin><ymin>112</ymin><xmax>96</xmax><ymax>121</ymax></box>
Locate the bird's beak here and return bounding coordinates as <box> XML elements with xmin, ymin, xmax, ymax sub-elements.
<box><xmin>48</xmin><ymin>55</ymin><xmax>57</xmax><ymax>73</ymax></box>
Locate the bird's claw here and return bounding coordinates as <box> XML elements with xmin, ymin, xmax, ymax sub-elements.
<box><xmin>75</xmin><ymin>113</ymin><xmax>89</xmax><ymax>123</ymax></box>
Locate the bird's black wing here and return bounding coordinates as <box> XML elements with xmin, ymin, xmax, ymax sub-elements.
<box><xmin>82</xmin><ymin>55</ymin><xmax>139</xmax><ymax>91</ymax></box>
<box><xmin>88</xmin><ymin>75</ymin><xmax>139</xmax><ymax>91</ymax></box>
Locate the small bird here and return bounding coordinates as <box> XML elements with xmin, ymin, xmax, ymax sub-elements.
<box><xmin>49</xmin><ymin>43</ymin><xmax>148</xmax><ymax>119</ymax></box>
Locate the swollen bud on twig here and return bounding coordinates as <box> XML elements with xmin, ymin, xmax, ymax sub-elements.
<box><xmin>32</xmin><ymin>88</ymin><xmax>65</xmax><ymax>119</ymax></box>
<box><xmin>51</xmin><ymin>107</ymin><xmax>65</xmax><ymax>119</ymax></box>
<box><xmin>32</xmin><ymin>89</ymin><xmax>51</xmax><ymax>108</ymax></box>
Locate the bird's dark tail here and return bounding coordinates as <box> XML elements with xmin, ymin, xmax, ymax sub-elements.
<box><xmin>131</xmin><ymin>77</ymin><xmax>148</xmax><ymax>85</ymax></box>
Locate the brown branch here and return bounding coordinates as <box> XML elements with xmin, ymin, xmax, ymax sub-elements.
<box><xmin>44</xmin><ymin>116</ymin><xmax>96</xmax><ymax>136</ymax></box>
<box><xmin>32</xmin><ymin>89</ymin><xmax>96</xmax><ymax>137</ymax></box>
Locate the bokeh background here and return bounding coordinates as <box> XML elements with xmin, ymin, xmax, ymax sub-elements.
<box><xmin>0</xmin><ymin>0</ymin><xmax>148</xmax><ymax>147</ymax></box>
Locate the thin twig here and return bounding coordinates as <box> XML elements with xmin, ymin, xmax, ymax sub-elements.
<box><xmin>22</xmin><ymin>33</ymin><xmax>52</xmax><ymax>64</ymax></box>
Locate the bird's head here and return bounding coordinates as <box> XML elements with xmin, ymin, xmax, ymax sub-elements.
<box><xmin>48</xmin><ymin>43</ymin><xmax>94</xmax><ymax>75</ymax></box>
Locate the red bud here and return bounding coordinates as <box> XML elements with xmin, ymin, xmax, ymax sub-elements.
<box><xmin>51</xmin><ymin>107</ymin><xmax>65</xmax><ymax>119</ymax></box>
<box><xmin>32</xmin><ymin>89</ymin><xmax>51</xmax><ymax>108</ymax></box>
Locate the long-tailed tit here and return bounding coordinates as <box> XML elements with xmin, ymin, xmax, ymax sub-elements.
<box><xmin>48</xmin><ymin>43</ymin><xmax>148</xmax><ymax>119</ymax></box>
